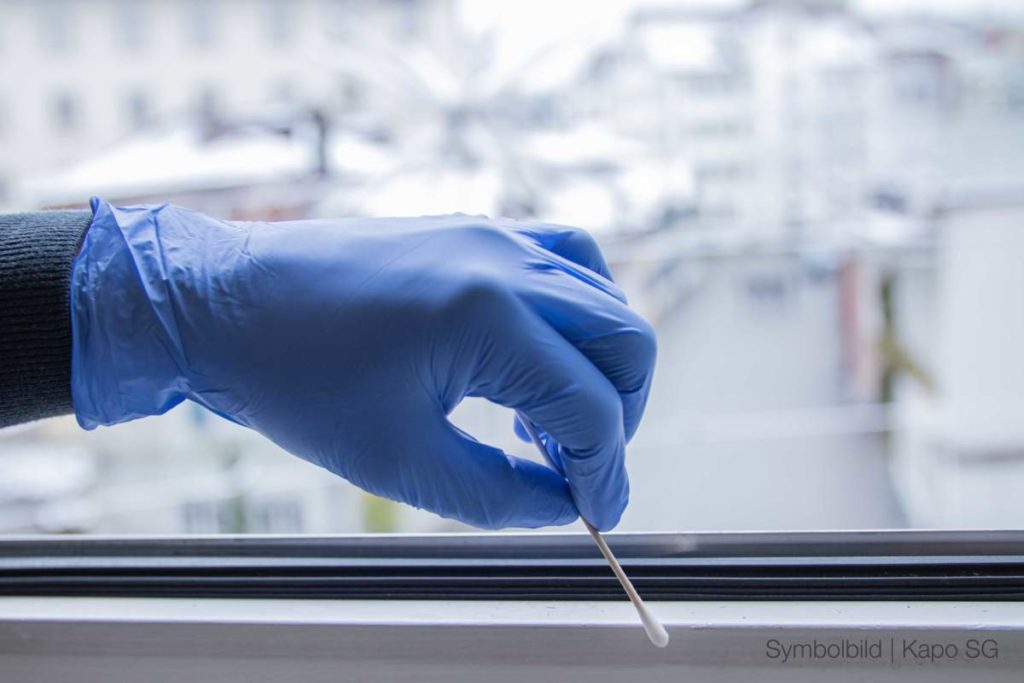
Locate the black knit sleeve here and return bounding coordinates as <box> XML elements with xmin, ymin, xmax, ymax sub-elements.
<box><xmin>0</xmin><ymin>210</ymin><xmax>93</xmax><ymax>428</ymax></box>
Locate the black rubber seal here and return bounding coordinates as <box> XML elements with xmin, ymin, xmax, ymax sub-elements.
<box><xmin>1</xmin><ymin>530</ymin><xmax>1022</xmax><ymax>601</ymax></box>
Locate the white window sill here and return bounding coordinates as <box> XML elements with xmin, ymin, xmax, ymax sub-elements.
<box><xmin>1</xmin><ymin>598</ymin><xmax>1021</xmax><ymax>682</ymax></box>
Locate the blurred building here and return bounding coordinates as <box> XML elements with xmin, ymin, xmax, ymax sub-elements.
<box><xmin>574</xmin><ymin>7</ymin><xmax>753</xmax><ymax>231</ymax></box>
<box><xmin>16</xmin><ymin>110</ymin><xmax>398</xmax><ymax>218</ymax></box>
<box><xmin>0</xmin><ymin>0</ymin><xmax>453</xmax><ymax>207</ymax></box>
<box><xmin>869</xmin><ymin>15</ymin><xmax>1024</xmax><ymax>216</ymax></box>
<box><xmin>882</xmin><ymin>182</ymin><xmax>1024</xmax><ymax>528</ymax></box>
<box><xmin>574</xmin><ymin>2</ymin><xmax>877</xmax><ymax>240</ymax></box>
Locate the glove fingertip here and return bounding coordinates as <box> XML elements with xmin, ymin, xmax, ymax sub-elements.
<box><xmin>586</xmin><ymin>494</ymin><xmax>628</xmax><ymax>532</ymax></box>
<box><xmin>564</xmin><ymin>441</ymin><xmax>629</xmax><ymax>532</ymax></box>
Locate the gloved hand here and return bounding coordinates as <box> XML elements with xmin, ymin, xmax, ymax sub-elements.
<box><xmin>71</xmin><ymin>198</ymin><xmax>656</xmax><ymax>530</ymax></box>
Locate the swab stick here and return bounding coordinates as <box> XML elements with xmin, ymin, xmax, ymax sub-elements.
<box><xmin>515</xmin><ymin>411</ymin><xmax>670</xmax><ymax>648</ymax></box>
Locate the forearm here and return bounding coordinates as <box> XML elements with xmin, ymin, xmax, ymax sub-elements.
<box><xmin>0</xmin><ymin>210</ymin><xmax>93</xmax><ymax>428</ymax></box>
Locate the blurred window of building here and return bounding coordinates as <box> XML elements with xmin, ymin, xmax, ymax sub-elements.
<box><xmin>38</xmin><ymin>0</ymin><xmax>74</xmax><ymax>54</ymax></box>
<box><xmin>185</xmin><ymin>0</ymin><xmax>219</xmax><ymax>50</ymax></box>
<box><xmin>125</xmin><ymin>89</ymin><xmax>151</xmax><ymax>129</ymax></box>
<box><xmin>182</xmin><ymin>500</ymin><xmax>224</xmax><ymax>534</ymax></box>
<box><xmin>0</xmin><ymin>93</ymin><xmax>8</xmax><ymax>203</ymax></box>
<box><xmin>51</xmin><ymin>91</ymin><xmax>79</xmax><ymax>133</ymax></box>
<box><xmin>1007</xmin><ymin>65</ymin><xmax>1024</xmax><ymax>113</ymax></box>
<box><xmin>687</xmin><ymin>73</ymin><xmax>735</xmax><ymax>97</ymax></box>
<box><xmin>264</xmin><ymin>0</ymin><xmax>294</xmax><ymax>47</ymax></box>
<box><xmin>196</xmin><ymin>85</ymin><xmax>219</xmax><ymax>119</ymax></box>
<box><xmin>701</xmin><ymin>203</ymin><xmax>737</xmax><ymax>220</ymax></box>
<box><xmin>744</xmin><ymin>271</ymin><xmax>792</xmax><ymax>311</ymax></box>
<box><xmin>336</xmin><ymin>77</ymin><xmax>364</xmax><ymax>111</ymax></box>
<box><xmin>273</xmin><ymin>78</ymin><xmax>295</xmax><ymax>104</ymax></box>
<box><xmin>697</xmin><ymin>162</ymin><xmax>744</xmax><ymax>182</ymax></box>
<box><xmin>325</xmin><ymin>0</ymin><xmax>359</xmax><ymax>39</ymax></box>
<box><xmin>691</xmin><ymin>120</ymin><xmax>743</xmax><ymax>138</ymax></box>
<box><xmin>115</xmin><ymin>0</ymin><xmax>148</xmax><ymax>51</ymax></box>
<box><xmin>248</xmin><ymin>500</ymin><xmax>303</xmax><ymax>533</ymax></box>
<box><xmin>394</xmin><ymin>0</ymin><xmax>422</xmax><ymax>38</ymax></box>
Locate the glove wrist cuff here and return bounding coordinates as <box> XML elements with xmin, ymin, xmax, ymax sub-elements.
<box><xmin>70</xmin><ymin>198</ymin><xmax>189</xmax><ymax>429</ymax></box>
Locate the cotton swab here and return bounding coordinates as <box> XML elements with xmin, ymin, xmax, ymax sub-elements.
<box><xmin>515</xmin><ymin>411</ymin><xmax>670</xmax><ymax>648</ymax></box>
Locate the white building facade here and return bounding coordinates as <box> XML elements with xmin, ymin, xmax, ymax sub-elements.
<box><xmin>0</xmin><ymin>0</ymin><xmax>451</xmax><ymax>206</ymax></box>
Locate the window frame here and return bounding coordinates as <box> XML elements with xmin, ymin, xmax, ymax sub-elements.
<box><xmin>2</xmin><ymin>531</ymin><xmax>1022</xmax><ymax>679</ymax></box>
<box><xmin>1</xmin><ymin>529</ymin><xmax>1023</xmax><ymax>601</ymax></box>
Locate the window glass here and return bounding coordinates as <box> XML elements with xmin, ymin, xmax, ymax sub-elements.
<box><xmin>1</xmin><ymin>1</ymin><xmax>1023</xmax><ymax>537</ymax></box>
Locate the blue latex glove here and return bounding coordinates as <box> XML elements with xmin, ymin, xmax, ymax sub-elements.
<box><xmin>71</xmin><ymin>198</ymin><xmax>656</xmax><ymax>530</ymax></box>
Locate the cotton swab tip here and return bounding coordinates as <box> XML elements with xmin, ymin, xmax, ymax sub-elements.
<box><xmin>638</xmin><ymin>602</ymin><xmax>670</xmax><ymax>648</ymax></box>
